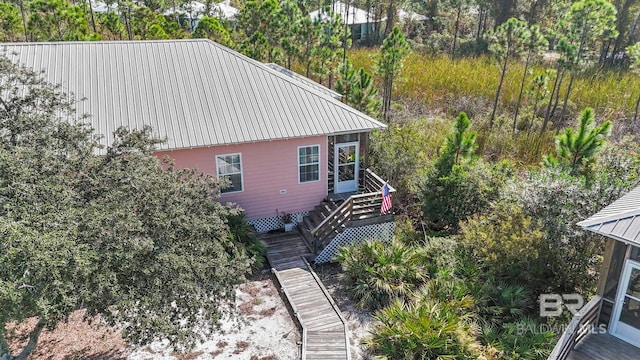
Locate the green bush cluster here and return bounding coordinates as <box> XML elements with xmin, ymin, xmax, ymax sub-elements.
<box><xmin>338</xmin><ymin>110</ymin><xmax>640</xmax><ymax>359</ymax></box>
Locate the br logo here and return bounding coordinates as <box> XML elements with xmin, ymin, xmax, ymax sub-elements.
<box><xmin>539</xmin><ymin>294</ymin><xmax>584</xmax><ymax>317</ymax></box>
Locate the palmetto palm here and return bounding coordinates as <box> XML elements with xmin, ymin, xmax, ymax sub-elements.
<box><xmin>336</xmin><ymin>239</ymin><xmax>427</xmax><ymax>309</ymax></box>
<box><xmin>365</xmin><ymin>295</ymin><xmax>482</xmax><ymax>360</ymax></box>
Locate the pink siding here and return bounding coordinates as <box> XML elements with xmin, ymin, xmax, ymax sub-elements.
<box><xmin>154</xmin><ymin>136</ymin><xmax>328</xmax><ymax>220</ymax></box>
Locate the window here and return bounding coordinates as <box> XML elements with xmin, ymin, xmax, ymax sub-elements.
<box><xmin>299</xmin><ymin>145</ymin><xmax>320</xmax><ymax>183</ymax></box>
<box><xmin>216</xmin><ymin>153</ymin><xmax>243</xmax><ymax>193</ymax></box>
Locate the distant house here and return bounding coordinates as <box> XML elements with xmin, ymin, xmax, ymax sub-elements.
<box><xmin>3</xmin><ymin>40</ymin><xmax>393</xmax><ymax>261</ymax></box>
<box><xmin>91</xmin><ymin>1</ymin><xmax>119</xmax><ymax>14</ymax></box>
<box><xmin>164</xmin><ymin>0</ymin><xmax>239</xmax><ymax>31</ymax></box>
<box><xmin>309</xmin><ymin>1</ymin><xmax>426</xmax><ymax>43</ymax></box>
<box><xmin>549</xmin><ymin>186</ymin><xmax>640</xmax><ymax>359</ymax></box>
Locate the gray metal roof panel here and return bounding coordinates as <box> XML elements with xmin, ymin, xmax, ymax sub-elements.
<box><xmin>578</xmin><ymin>186</ymin><xmax>640</xmax><ymax>227</ymax></box>
<box><xmin>579</xmin><ymin>186</ymin><xmax>640</xmax><ymax>244</ymax></box>
<box><xmin>3</xmin><ymin>40</ymin><xmax>385</xmax><ymax>153</ymax></box>
<box><xmin>265</xmin><ymin>63</ymin><xmax>342</xmax><ymax>99</ymax></box>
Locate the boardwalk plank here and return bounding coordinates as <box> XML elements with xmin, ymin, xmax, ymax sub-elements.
<box><xmin>262</xmin><ymin>232</ymin><xmax>349</xmax><ymax>360</ymax></box>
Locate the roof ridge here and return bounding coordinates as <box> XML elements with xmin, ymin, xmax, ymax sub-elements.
<box><xmin>200</xmin><ymin>39</ymin><xmax>386</xmax><ymax>129</ymax></box>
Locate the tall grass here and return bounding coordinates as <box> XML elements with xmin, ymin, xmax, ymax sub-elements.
<box><xmin>350</xmin><ymin>49</ymin><xmax>640</xmax><ymax>125</ymax></box>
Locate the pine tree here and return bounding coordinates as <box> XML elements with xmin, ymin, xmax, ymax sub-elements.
<box><xmin>556</xmin><ymin>0</ymin><xmax>618</xmax><ymax>126</ymax></box>
<box><xmin>435</xmin><ymin>111</ymin><xmax>477</xmax><ymax>175</ymax></box>
<box><xmin>488</xmin><ymin>17</ymin><xmax>528</xmax><ymax>128</ymax></box>
<box><xmin>627</xmin><ymin>42</ymin><xmax>640</xmax><ymax>122</ymax></box>
<box><xmin>376</xmin><ymin>26</ymin><xmax>410</xmax><ymax>122</ymax></box>
<box><xmin>193</xmin><ymin>17</ymin><xmax>234</xmax><ymax>48</ymax></box>
<box><xmin>336</xmin><ymin>60</ymin><xmax>381</xmax><ymax>116</ymax></box>
<box><xmin>512</xmin><ymin>24</ymin><xmax>547</xmax><ymax>132</ymax></box>
<box><xmin>544</xmin><ymin>107</ymin><xmax>612</xmax><ymax>177</ymax></box>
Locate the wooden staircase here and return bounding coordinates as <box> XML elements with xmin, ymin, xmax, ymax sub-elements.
<box><xmin>297</xmin><ymin>198</ymin><xmax>343</xmax><ymax>253</ymax></box>
<box><xmin>297</xmin><ymin>169</ymin><xmax>395</xmax><ymax>255</ymax></box>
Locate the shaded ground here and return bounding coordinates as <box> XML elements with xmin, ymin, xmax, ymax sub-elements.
<box><xmin>312</xmin><ymin>262</ymin><xmax>373</xmax><ymax>360</ymax></box>
<box><xmin>6</xmin><ymin>275</ymin><xmax>300</xmax><ymax>360</ymax></box>
<box><xmin>6</xmin><ymin>310</ymin><xmax>127</xmax><ymax>360</ymax></box>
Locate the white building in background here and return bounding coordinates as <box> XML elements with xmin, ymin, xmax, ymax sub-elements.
<box><xmin>309</xmin><ymin>1</ymin><xmax>425</xmax><ymax>43</ymax></box>
<box><xmin>164</xmin><ymin>0</ymin><xmax>239</xmax><ymax>31</ymax></box>
<box><xmin>91</xmin><ymin>1</ymin><xmax>119</xmax><ymax>14</ymax></box>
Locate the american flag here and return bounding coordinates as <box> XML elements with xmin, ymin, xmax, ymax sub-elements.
<box><xmin>380</xmin><ymin>183</ymin><xmax>392</xmax><ymax>214</ymax></box>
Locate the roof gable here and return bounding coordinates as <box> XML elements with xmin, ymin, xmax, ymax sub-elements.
<box><xmin>2</xmin><ymin>40</ymin><xmax>385</xmax><ymax>153</ymax></box>
<box><xmin>578</xmin><ymin>186</ymin><xmax>640</xmax><ymax>245</ymax></box>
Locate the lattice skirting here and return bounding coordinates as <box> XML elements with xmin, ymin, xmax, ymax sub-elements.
<box><xmin>249</xmin><ymin>211</ymin><xmax>309</xmax><ymax>233</ymax></box>
<box><xmin>315</xmin><ymin>221</ymin><xmax>395</xmax><ymax>264</ymax></box>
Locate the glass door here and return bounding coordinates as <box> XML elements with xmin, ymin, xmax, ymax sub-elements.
<box><xmin>611</xmin><ymin>260</ymin><xmax>640</xmax><ymax>347</ymax></box>
<box><xmin>334</xmin><ymin>142</ymin><xmax>359</xmax><ymax>194</ymax></box>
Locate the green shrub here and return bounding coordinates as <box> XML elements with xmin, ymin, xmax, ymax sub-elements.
<box><xmin>419</xmin><ymin>161</ymin><xmax>504</xmax><ymax>233</ymax></box>
<box><xmin>365</xmin><ymin>296</ymin><xmax>500</xmax><ymax>360</ymax></box>
<box><xmin>460</xmin><ymin>201</ymin><xmax>547</xmax><ymax>291</ymax></box>
<box><xmin>227</xmin><ymin>212</ymin><xmax>266</xmax><ymax>271</ymax></box>
<box><xmin>336</xmin><ymin>239</ymin><xmax>428</xmax><ymax>310</ymax></box>
<box><xmin>481</xmin><ymin>318</ymin><xmax>556</xmax><ymax>360</ymax></box>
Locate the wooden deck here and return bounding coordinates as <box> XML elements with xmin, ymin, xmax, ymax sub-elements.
<box><xmin>261</xmin><ymin>232</ymin><xmax>350</xmax><ymax>360</ymax></box>
<box><xmin>567</xmin><ymin>333</ymin><xmax>640</xmax><ymax>360</ymax></box>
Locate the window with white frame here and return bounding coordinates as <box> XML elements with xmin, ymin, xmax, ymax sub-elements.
<box><xmin>216</xmin><ymin>153</ymin><xmax>243</xmax><ymax>193</ymax></box>
<box><xmin>299</xmin><ymin>145</ymin><xmax>320</xmax><ymax>183</ymax></box>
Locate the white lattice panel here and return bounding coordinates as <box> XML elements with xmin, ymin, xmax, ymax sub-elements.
<box><xmin>249</xmin><ymin>211</ymin><xmax>309</xmax><ymax>233</ymax></box>
<box><xmin>315</xmin><ymin>221</ymin><xmax>394</xmax><ymax>263</ymax></box>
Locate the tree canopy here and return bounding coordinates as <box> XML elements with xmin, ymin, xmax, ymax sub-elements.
<box><xmin>0</xmin><ymin>55</ymin><xmax>250</xmax><ymax>360</ymax></box>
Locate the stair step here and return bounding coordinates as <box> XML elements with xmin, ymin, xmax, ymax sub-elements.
<box><xmin>320</xmin><ymin>203</ymin><xmax>334</xmax><ymax>217</ymax></box>
<box><xmin>297</xmin><ymin>223</ymin><xmax>315</xmax><ymax>252</ymax></box>
<box><xmin>303</xmin><ymin>216</ymin><xmax>316</xmax><ymax>232</ymax></box>
<box><xmin>310</xmin><ymin>211</ymin><xmax>324</xmax><ymax>227</ymax></box>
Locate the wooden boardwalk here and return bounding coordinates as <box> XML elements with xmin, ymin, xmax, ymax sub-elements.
<box><xmin>567</xmin><ymin>332</ymin><xmax>640</xmax><ymax>360</ymax></box>
<box><xmin>261</xmin><ymin>232</ymin><xmax>350</xmax><ymax>360</ymax></box>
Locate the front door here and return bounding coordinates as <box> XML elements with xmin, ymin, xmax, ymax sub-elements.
<box><xmin>611</xmin><ymin>260</ymin><xmax>640</xmax><ymax>347</ymax></box>
<box><xmin>334</xmin><ymin>142</ymin><xmax>359</xmax><ymax>193</ymax></box>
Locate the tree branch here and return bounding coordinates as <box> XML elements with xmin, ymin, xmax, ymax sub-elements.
<box><xmin>15</xmin><ymin>319</ymin><xmax>46</xmax><ymax>360</ymax></box>
<box><xmin>0</xmin><ymin>325</ymin><xmax>14</xmax><ymax>360</ymax></box>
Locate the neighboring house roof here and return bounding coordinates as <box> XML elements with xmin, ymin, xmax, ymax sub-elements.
<box><xmin>1</xmin><ymin>40</ymin><xmax>385</xmax><ymax>153</ymax></box>
<box><xmin>578</xmin><ymin>186</ymin><xmax>640</xmax><ymax>245</ymax></box>
<box><xmin>310</xmin><ymin>1</ymin><xmax>378</xmax><ymax>25</ymax></box>
<box><xmin>398</xmin><ymin>9</ymin><xmax>427</xmax><ymax>22</ymax></box>
<box><xmin>309</xmin><ymin>1</ymin><xmax>425</xmax><ymax>25</ymax></box>
<box><xmin>264</xmin><ymin>63</ymin><xmax>342</xmax><ymax>100</ymax></box>
<box><xmin>212</xmin><ymin>0</ymin><xmax>239</xmax><ymax>20</ymax></box>
<box><xmin>164</xmin><ymin>0</ymin><xmax>238</xmax><ymax>20</ymax></box>
<box><xmin>91</xmin><ymin>1</ymin><xmax>119</xmax><ymax>14</ymax></box>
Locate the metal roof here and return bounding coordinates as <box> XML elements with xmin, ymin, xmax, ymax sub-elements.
<box><xmin>310</xmin><ymin>2</ymin><xmax>374</xmax><ymax>25</ymax></box>
<box><xmin>577</xmin><ymin>186</ymin><xmax>640</xmax><ymax>245</ymax></box>
<box><xmin>1</xmin><ymin>40</ymin><xmax>385</xmax><ymax>153</ymax></box>
<box><xmin>264</xmin><ymin>63</ymin><xmax>342</xmax><ymax>99</ymax></box>
<box><xmin>309</xmin><ymin>2</ymin><xmax>426</xmax><ymax>25</ymax></box>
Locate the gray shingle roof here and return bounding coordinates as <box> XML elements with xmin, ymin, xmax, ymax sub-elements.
<box><xmin>578</xmin><ymin>186</ymin><xmax>640</xmax><ymax>245</ymax></box>
<box><xmin>1</xmin><ymin>40</ymin><xmax>385</xmax><ymax>152</ymax></box>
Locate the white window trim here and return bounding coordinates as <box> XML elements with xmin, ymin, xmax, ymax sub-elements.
<box><xmin>298</xmin><ymin>144</ymin><xmax>321</xmax><ymax>184</ymax></box>
<box><xmin>216</xmin><ymin>152</ymin><xmax>244</xmax><ymax>194</ymax></box>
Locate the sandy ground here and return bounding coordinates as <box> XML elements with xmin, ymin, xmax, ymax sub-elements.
<box><xmin>6</xmin><ymin>266</ymin><xmax>370</xmax><ymax>360</ymax></box>
<box><xmin>130</xmin><ymin>276</ymin><xmax>300</xmax><ymax>360</ymax></box>
<box><xmin>7</xmin><ymin>276</ymin><xmax>300</xmax><ymax>360</ymax></box>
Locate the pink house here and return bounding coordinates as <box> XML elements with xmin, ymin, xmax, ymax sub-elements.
<box><xmin>6</xmin><ymin>39</ymin><xmax>393</xmax><ymax>259</ymax></box>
